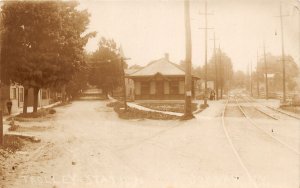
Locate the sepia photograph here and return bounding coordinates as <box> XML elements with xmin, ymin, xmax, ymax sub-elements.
<box><xmin>0</xmin><ymin>0</ymin><xmax>299</xmax><ymax>187</ymax></box>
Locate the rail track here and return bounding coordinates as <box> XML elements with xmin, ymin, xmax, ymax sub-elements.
<box><xmin>221</xmin><ymin>98</ymin><xmax>259</xmax><ymax>188</ymax></box>
<box><xmin>243</xmin><ymin>95</ymin><xmax>300</xmax><ymax>120</ymax></box>
<box><xmin>222</xmin><ymin>95</ymin><xmax>300</xmax><ymax>188</ymax></box>
<box><xmin>234</xmin><ymin>95</ymin><xmax>299</xmax><ymax>155</ymax></box>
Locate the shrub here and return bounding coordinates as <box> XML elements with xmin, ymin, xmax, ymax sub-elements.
<box><xmin>107</xmin><ymin>101</ymin><xmax>180</xmax><ymax>120</ymax></box>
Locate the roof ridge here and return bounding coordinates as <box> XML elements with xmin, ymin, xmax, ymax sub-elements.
<box><xmin>129</xmin><ymin>57</ymin><xmax>186</xmax><ymax>76</ymax></box>
<box><xmin>128</xmin><ymin>57</ymin><xmax>164</xmax><ymax>75</ymax></box>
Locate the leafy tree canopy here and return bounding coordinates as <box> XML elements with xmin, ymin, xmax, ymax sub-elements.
<box><xmin>1</xmin><ymin>1</ymin><xmax>95</xmax><ymax>89</ymax></box>
<box><xmin>88</xmin><ymin>37</ymin><xmax>126</xmax><ymax>95</ymax></box>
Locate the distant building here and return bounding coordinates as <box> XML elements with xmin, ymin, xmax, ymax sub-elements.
<box><xmin>1</xmin><ymin>83</ymin><xmax>56</xmax><ymax>115</ymax></box>
<box><xmin>124</xmin><ymin>68</ymin><xmax>139</xmax><ymax>101</ymax></box>
<box><xmin>200</xmin><ymin>80</ymin><xmax>214</xmax><ymax>91</ymax></box>
<box><xmin>1</xmin><ymin>84</ymin><xmax>24</xmax><ymax>114</ymax></box>
<box><xmin>128</xmin><ymin>54</ymin><xmax>199</xmax><ymax>100</ymax></box>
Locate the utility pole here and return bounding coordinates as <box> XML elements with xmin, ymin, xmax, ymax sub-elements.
<box><xmin>199</xmin><ymin>1</ymin><xmax>213</xmax><ymax>106</ymax></box>
<box><xmin>183</xmin><ymin>0</ymin><xmax>194</xmax><ymax>119</ymax></box>
<box><xmin>263</xmin><ymin>41</ymin><xmax>268</xmax><ymax>100</ymax></box>
<box><xmin>210</xmin><ymin>32</ymin><xmax>218</xmax><ymax>100</ymax></box>
<box><xmin>275</xmin><ymin>3</ymin><xmax>288</xmax><ymax>102</ymax></box>
<box><xmin>121</xmin><ymin>58</ymin><xmax>127</xmax><ymax>111</ymax></box>
<box><xmin>280</xmin><ymin>3</ymin><xmax>286</xmax><ymax>103</ymax></box>
<box><xmin>293</xmin><ymin>5</ymin><xmax>300</xmax><ymax>68</ymax></box>
<box><xmin>119</xmin><ymin>46</ymin><xmax>130</xmax><ymax>111</ymax></box>
<box><xmin>250</xmin><ymin>61</ymin><xmax>253</xmax><ymax>97</ymax></box>
<box><xmin>218</xmin><ymin>44</ymin><xmax>223</xmax><ymax>99</ymax></box>
<box><xmin>0</xmin><ymin>15</ymin><xmax>4</xmax><ymax>146</ymax></box>
<box><xmin>247</xmin><ymin>63</ymin><xmax>249</xmax><ymax>93</ymax></box>
<box><xmin>256</xmin><ymin>50</ymin><xmax>260</xmax><ymax>97</ymax></box>
<box><xmin>0</xmin><ymin>12</ymin><xmax>3</xmax><ymax>146</ymax></box>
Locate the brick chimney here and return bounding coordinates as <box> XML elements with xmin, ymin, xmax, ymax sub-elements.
<box><xmin>164</xmin><ymin>53</ymin><xmax>169</xmax><ymax>61</ymax></box>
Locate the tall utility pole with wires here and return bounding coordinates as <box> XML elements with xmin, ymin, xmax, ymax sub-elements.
<box><xmin>263</xmin><ymin>41</ymin><xmax>268</xmax><ymax>100</ymax></box>
<box><xmin>218</xmin><ymin>44</ymin><xmax>223</xmax><ymax>99</ymax></box>
<box><xmin>199</xmin><ymin>1</ymin><xmax>213</xmax><ymax>106</ymax></box>
<box><xmin>0</xmin><ymin>13</ymin><xmax>3</xmax><ymax>146</ymax></box>
<box><xmin>275</xmin><ymin>2</ymin><xmax>289</xmax><ymax>102</ymax></box>
<box><xmin>119</xmin><ymin>46</ymin><xmax>130</xmax><ymax>111</ymax></box>
<box><xmin>250</xmin><ymin>62</ymin><xmax>253</xmax><ymax>97</ymax></box>
<box><xmin>183</xmin><ymin>0</ymin><xmax>194</xmax><ymax>119</ymax></box>
<box><xmin>256</xmin><ymin>50</ymin><xmax>260</xmax><ymax>98</ymax></box>
<box><xmin>210</xmin><ymin>33</ymin><xmax>218</xmax><ymax>100</ymax></box>
<box><xmin>292</xmin><ymin>5</ymin><xmax>300</xmax><ymax>67</ymax></box>
<box><xmin>247</xmin><ymin>63</ymin><xmax>250</xmax><ymax>93</ymax></box>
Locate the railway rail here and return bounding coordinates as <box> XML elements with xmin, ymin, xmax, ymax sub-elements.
<box><xmin>244</xmin><ymin>95</ymin><xmax>300</xmax><ymax>120</ymax></box>
<box><xmin>234</xmin><ymin>95</ymin><xmax>299</xmax><ymax>155</ymax></box>
<box><xmin>221</xmin><ymin>98</ymin><xmax>259</xmax><ymax>188</ymax></box>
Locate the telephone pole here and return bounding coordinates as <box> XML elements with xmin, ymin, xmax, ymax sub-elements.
<box><xmin>280</xmin><ymin>3</ymin><xmax>286</xmax><ymax>102</ymax></box>
<box><xmin>275</xmin><ymin>3</ymin><xmax>288</xmax><ymax>102</ymax></box>
<box><xmin>263</xmin><ymin>41</ymin><xmax>268</xmax><ymax>100</ymax></box>
<box><xmin>218</xmin><ymin>44</ymin><xmax>223</xmax><ymax>99</ymax></box>
<box><xmin>250</xmin><ymin>61</ymin><xmax>253</xmax><ymax>97</ymax></box>
<box><xmin>256</xmin><ymin>50</ymin><xmax>260</xmax><ymax>97</ymax></box>
<box><xmin>210</xmin><ymin>33</ymin><xmax>218</xmax><ymax>100</ymax></box>
<box><xmin>199</xmin><ymin>1</ymin><xmax>213</xmax><ymax>106</ymax></box>
<box><xmin>183</xmin><ymin>0</ymin><xmax>194</xmax><ymax>119</ymax></box>
<box><xmin>0</xmin><ymin>12</ymin><xmax>3</xmax><ymax>146</ymax></box>
<box><xmin>247</xmin><ymin>63</ymin><xmax>249</xmax><ymax>93</ymax></box>
<box><xmin>119</xmin><ymin>46</ymin><xmax>130</xmax><ymax>111</ymax></box>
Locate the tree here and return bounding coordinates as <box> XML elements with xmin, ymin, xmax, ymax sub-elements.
<box><xmin>129</xmin><ymin>64</ymin><xmax>143</xmax><ymax>70</ymax></box>
<box><xmin>1</xmin><ymin>1</ymin><xmax>95</xmax><ymax>113</ymax></box>
<box><xmin>205</xmin><ymin>49</ymin><xmax>233</xmax><ymax>98</ymax></box>
<box><xmin>257</xmin><ymin>54</ymin><xmax>299</xmax><ymax>92</ymax></box>
<box><xmin>232</xmin><ymin>70</ymin><xmax>247</xmax><ymax>89</ymax></box>
<box><xmin>88</xmin><ymin>37</ymin><xmax>125</xmax><ymax>98</ymax></box>
<box><xmin>65</xmin><ymin>66</ymin><xmax>88</xmax><ymax>99</ymax></box>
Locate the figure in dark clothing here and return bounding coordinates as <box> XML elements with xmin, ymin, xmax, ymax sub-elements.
<box><xmin>6</xmin><ymin>100</ymin><xmax>12</xmax><ymax>115</ymax></box>
<box><xmin>210</xmin><ymin>90</ymin><xmax>215</xmax><ymax>100</ymax></box>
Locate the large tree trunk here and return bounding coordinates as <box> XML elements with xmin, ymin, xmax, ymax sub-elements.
<box><xmin>22</xmin><ymin>87</ymin><xmax>29</xmax><ymax>114</ymax></box>
<box><xmin>33</xmin><ymin>87</ymin><xmax>39</xmax><ymax>113</ymax></box>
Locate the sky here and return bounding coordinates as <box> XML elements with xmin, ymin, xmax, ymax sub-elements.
<box><xmin>79</xmin><ymin>0</ymin><xmax>300</xmax><ymax>72</ymax></box>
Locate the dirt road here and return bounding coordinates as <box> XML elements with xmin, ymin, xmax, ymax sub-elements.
<box><xmin>1</xmin><ymin>99</ymin><xmax>299</xmax><ymax>188</ymax></box>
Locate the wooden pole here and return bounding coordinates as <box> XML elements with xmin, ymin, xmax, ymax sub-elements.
<box><xmin>183</xmin><ymin>0</ymin><xmax>194</xmax><ymax>119</ymax></box>
<box><xmin>213</xmin><ymin>33</ymin><xmax>218</xmax><ymax>100</ymax></box>
<box><xmin>0</xmin><ymin>13</ymin><xmax>3</xmax><ymax>146</ymax></box>
<box><xmin>263</xmin><ymin>41</ymin><xmax>268</xmax><ymax>100</ymax></box>
<box><xmin>280</xmin><ymin>3</ymin><xmax>286</xmax><ymax>102</ymax></box>
<box><xmin>256</xmin><ymin>50</ymin><xmax>260</xmax><ymax>97</ymax></box>
<box><xmin>204</xmin><ymin>1</ymin><xmax>208</xmax><ymax>106</ymax></box>
<box><xmin>121</xmin><ymin>58</ymin><xmax>127</xmax><ymax>111</ymax></box>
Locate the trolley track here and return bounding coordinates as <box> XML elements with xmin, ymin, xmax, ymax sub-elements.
<box><xmin>244</xmin><ymin>95</ymin><xmax>300</xmax><ymax>120</ymax></box>
<box><xmin>222</xmin><ymin>95</ymin><xmax>300</xmax><ymax>188</ymax></box>
<box><xmin>222</xmin><ymin>98</ymin><xmax>259</xmax><ymax>188</ymax></box>
<box><xmin>234</xmin><ymin>96</ymin><xmax>299</xmax><ymax>155</ymax></box>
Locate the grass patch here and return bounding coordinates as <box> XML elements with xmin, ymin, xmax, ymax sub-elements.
<box><xmin>9</xmin><ymin>108</ymin><xmax>57</xmax><ymax>122</ymax></box>
<box><xmin>107</xmin><ymin>101</ymin><xmax>180</xmax><ymax>120</ymax></box>
<box><xmin>0</xmin><ymin>135</ymin><xmax>26</xmax><ymax>153</ymax></box>
<box><xmin>137</xmin><ymin>103</ymin><xmax>198</xmax><ymax>113</ymax></box>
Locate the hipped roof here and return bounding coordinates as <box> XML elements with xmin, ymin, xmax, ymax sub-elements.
<box><xmin>129</xmin><ymin>58</ymin><xmax>186</xmax><ymax>77</ymax></box>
